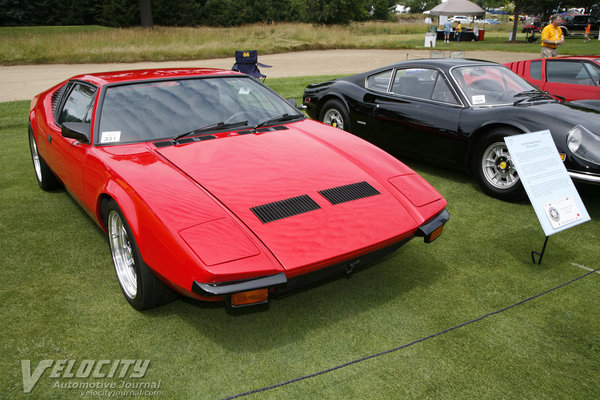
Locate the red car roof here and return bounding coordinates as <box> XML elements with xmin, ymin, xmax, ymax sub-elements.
<box><xmin>70</xmin><ymin>68</ymin><xmax>243</xmax><ymax>87</ymax></box>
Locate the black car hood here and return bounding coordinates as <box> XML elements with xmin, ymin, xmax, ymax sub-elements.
<box><xmin>515</xmin><ymin>101</ymin><xmax>600</xmax><ymax>134</ymax></box>
<box><xmin>566</xmin><ymin>99</ymin><xmax>600</xmax><ymax>113</ymax></box>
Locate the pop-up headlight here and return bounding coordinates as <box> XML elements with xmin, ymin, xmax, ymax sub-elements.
<box><xmin>567</xmin><ymin>125</ymin><xmax>600</xmax><ymax>165</ymax></box>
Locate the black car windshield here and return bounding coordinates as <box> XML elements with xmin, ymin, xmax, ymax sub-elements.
<box><xmin>96</xmin><ymin>76</ymin><xmax>303</xmax><ymax>144</ymax></box>
<box><xmin>451</xmin><ymin>65</ymin><xmax>542</xmax><ymax>107</ymax></box>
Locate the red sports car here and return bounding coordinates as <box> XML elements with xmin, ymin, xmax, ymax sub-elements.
<box><xmin>505</xmin><ymin>56</ymin><xmax>600</xmax><ymax>101</ymax></box>
<box><xmin>29</xmin><ymin>68</ymin><xmax>449</xmax><ymax>310</ymax></box>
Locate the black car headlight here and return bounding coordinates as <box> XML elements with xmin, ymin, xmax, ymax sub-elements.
<box><xmin>567</xmin><ymin>125</ymin><xmax>600</xmax><ymax>164</ymax></box>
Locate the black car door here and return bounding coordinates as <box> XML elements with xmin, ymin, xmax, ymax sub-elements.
<box><xmin>368</xmin><ymin>67</ymin><xmax>465</xmax><ymax>166</ymax></box>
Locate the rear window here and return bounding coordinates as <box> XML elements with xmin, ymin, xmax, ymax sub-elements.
<box><xmin>530</xmin><ymin>60</ymin><xmax>542</xmax><ymax>81</ymax></box>
<box><xmin>366</xmin><ymin>70</ymin><xmax>392</xmax><ymax>92</ymax></box>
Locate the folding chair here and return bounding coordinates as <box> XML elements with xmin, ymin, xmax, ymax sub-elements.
<box><xmin>231</xmin><ymin>50</ymin><xmax>271</xmax><ymax>81</ymax></box>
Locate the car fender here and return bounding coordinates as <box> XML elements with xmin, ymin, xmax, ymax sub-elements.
<box><xmin>99</xmin><ymin>179</ymin><xmax>142</xmax><ymax>236</ymax></box>
<box><xmin>98</xmin><ymin>177</ymin><xmax>188</xmax><ymax>268</ymax></box>
<box><xmin>464</xmin><ymin>121</ymin><xmax>528</xmax><ymax>170</ymax></box>
<box><xmin>97</xmin><ymin>178</ymin><xmax>203</xmax><ymax>291</ymax></box>
<box><xmin>94</xmin><ymin>160</ymin><xmax>284</xmax><ymax>290</ymax></box>
<box><xmin>317</xmin><ymin>92</ymin><xmax>350</xmax><ymax>116</ymax></box>
<box><xmin>29</xmin><ymin>101</ymin><xmax>51</xmax><ymax>161</ymax></box>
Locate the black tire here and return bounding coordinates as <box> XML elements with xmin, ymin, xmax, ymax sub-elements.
<box><xmin>105</xmin><ymin>199</ymin><xmax>176</xmax><ymax>310</ymax></box>
<box><xmin>319</xmin><ymin>99</ymin><xmax>352</xmax><ymax>132</ymax></box>
<box><xmin>472</xmin><ymin>128</ymin><xmax>526</xmax><ymax>202</ymax></box>
<box><xmin>28</xmin><ymin>125</ymin><xmax>59</xmax><ymax>191</ymax></box>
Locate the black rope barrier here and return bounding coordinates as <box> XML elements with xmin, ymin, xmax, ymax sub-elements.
<box><xmin>222</xmin><ymin>265</ymin><xmax>600</xmax><ymax>400</ymax></box>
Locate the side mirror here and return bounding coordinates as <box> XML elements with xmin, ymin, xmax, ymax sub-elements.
<box><xmin>288</xmin><ymin>98</ymin><xmax>307</xmax><ymax>110</ymax></box>
<box><xmin>61</xmin><ymin>122</ymin><xmax>90</xmax><ymax>144</ymax></box>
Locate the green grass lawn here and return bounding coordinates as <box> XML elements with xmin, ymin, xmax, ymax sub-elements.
<box><xmin>1</xmin><ymin>78</ymin><xmax>600</xmax><ymax>399</ymax></box>
<box><xmin>0</xmin><ymin>23</ymin><xmax>593</xmax><ymax>65</ymax></box>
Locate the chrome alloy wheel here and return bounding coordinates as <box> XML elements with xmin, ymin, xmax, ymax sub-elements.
<box><xmin>481</xmin><ymin>142</ymin><xmax>519</xmax><ymax>189</ymax></box>
<box><xmin>108</xmin><ymin>210</ymin><xmax>137</xmax><ymax>299</ymax></box>
<box><xmin>322</xmin><ymin>108</ymin><xmax>344</xmax><ymax>129</ymax></box>
<box><xmin>29</xmin><ymin>133</ymin><xmax>43</xmax><ymax>183</ymax></box>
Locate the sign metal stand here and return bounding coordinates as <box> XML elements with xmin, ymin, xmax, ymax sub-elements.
<box><xmin>531</xmin><ymin>236</ymin><xmax>549</xmax><ymax>265</ymax></box>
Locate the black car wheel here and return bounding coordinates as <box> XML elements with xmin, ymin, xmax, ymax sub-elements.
<box><xmin>105</xmin><ymin>199</ymin><xmax>176</xmax><ymax>310</ymax></box>
<box><xmin>28</xmin><ymin>125</ymin><xmax>59</xmax><ymax>191</ymax></box>
<box><xmin>473</xmin><ymin>129</ymin><xmax>525</xmax><ymax>201</ymax></box>
<box><xmin>319</xmin><ymin>99</ymin><xmax>351</xmax><ymax>132</ymax></box>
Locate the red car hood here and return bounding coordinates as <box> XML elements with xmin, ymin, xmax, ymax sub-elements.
<box><xmin>156</xmin><ymin>125</ymin><xmax>435</xmax><ymax>271</ymax></box>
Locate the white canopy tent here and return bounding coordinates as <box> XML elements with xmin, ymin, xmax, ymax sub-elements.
<box><xmin>428</xmin><ymin>0</ymin><xmax>486</xmax><ymax>17</ymax></box>
<box><xmin>428</xmin><ymin>0</ymin><xmax>486</xmax><ymax>29</ymax></box>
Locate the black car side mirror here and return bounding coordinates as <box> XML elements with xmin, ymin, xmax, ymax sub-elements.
<box><xmin>288</xmin><ymin>98</ymin><xmax>307</xmax><ymax>110</ymax></box>
<box><xmin>61</xmin><ymin>122</ymin><xmax>90</xmax><ymax>144</ymax></box>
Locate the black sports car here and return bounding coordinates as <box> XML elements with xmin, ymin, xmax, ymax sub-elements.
<box><xmin>303</xmin><ymin>59</ymin><xmax>600</xmax><ymax>201</ymax></box>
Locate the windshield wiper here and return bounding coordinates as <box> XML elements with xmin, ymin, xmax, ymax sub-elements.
<box><xmin>513</xmin><ymin>90</ymin><xmax>554</xmax><ymax>105</ymax></box>
<box><xmin>253</xmin><ymin>113</ymin><xmax>303</xmax><ymax>131</ymax></box>
<box><xmin>513</xmin><ymin>90</ymin><xmax>542</xmax><ymax>98</ymax></box>
<box><xmin>173</xmin><ymin>120</ymin><xmax>248</xmax><ymax>142</ymax></box>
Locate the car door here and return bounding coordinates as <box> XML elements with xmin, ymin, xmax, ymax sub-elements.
<box><xmin>544</xmin><ymin>60</ymin><xmax>600</xmax><ymax>100</ymax></box>
<box><xmin>49</xmin><ymin>81</ymin><xmax>97</xmax><ymax>200</ymax></box>
<box><xmin>368</xmin><ymin>67</ymin><xmax>465</xmax><ymax>166</ymax></box>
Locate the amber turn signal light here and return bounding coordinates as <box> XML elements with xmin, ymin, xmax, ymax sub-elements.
<box><xmin>231</xmin><ymin>288</ymin><xmax>269</xmax><ymax>307</ymax></box>
<box><xmin>425</xmin><ymin>225</ymin><xmax>444</xmax><ymax>243</ymax></box>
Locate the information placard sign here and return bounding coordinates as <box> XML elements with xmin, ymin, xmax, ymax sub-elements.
<box><xmin>504</xmin><ymin>130</ymin><xmax>590</xmax><ymax>236</ymax></box>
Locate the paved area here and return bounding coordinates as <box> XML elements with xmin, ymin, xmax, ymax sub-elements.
<box><xmin>0</xmin><ymin>49</ymin><xmax>540</xmax><ymax>102</ymax></box>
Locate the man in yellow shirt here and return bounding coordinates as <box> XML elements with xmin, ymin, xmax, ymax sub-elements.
<box><xmin>541</xmin><ymin>15</ymin><xmax>564</xmax><ymax>57</ymax></box>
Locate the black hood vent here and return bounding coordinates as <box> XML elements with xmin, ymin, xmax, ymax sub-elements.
<box><xmin>237</xmin><ymin>125</ymin><xmax>289</xmax><ymax>135</ymax></box>
<box><xmin>154</xmin><ymin>140</ymin><xmax>173</xmax><ymax>148</ymax></box>
<box><xmin>154</xmin><ymin>135</ymin><xmax>216</xmax><ymax>148</ymax></box>
<box><xmin>251</xmin><ymin>195</ymin><xmax>321</xmax><ymax>224</ymax></box>
<box><xmin>319</xmin><ymin>181</ymin><xmax>380</xmax><ymax>205</ymax></box>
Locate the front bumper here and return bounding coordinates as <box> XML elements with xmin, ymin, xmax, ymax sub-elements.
<box><xmin>568</xmin><ymin>170</ymin><xmax>600</xmax><ymax>184</ymax></box>
<box><xmin>191</xmin><ymin>208</ymin><xmax>450</xmax><ymax>302</ymax></box>
<box><xmin>192</xmin><ymin>273</ymin><xmax>287</xmax><ymax>297</ymax></box>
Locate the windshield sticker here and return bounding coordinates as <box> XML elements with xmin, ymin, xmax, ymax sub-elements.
<box><xmin>101</xmin><ymin>131</ymin><xmax>121</xmax><ymax>143</ymax></box>
<box><xmin>238</xmin><ymin>87</ymin><xmax>250</xmax><ymax>95</ymax></box>
<box><xmin>472</xmin><ymin>95</ymin><xmax>486</xmax><ymax>105</ymax></box>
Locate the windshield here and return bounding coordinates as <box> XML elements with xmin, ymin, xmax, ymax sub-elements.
<box><xmin>96</xmin><ymin>76</ymin><xmax>303</xmax><ymax>144</ymax></box>
<box><xmin>451</xmin><ymin>65</ymin><xmax>540</xmax><ymax>107</ymax></box>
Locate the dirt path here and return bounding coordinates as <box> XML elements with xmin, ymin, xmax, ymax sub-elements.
<box><xmin>0</xmin><ymin>49</ymin><xmax>539</xmax><ymax>102</ymax></box>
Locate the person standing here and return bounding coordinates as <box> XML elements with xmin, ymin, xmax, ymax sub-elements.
<box><xmin>585</xmin><ymin>22</ymin><xmax>591</xmax><ymax>42</ymax></box>
<box><xmin>455</xmin><ymin>21</ymin><xmax>462</xmax><ymax>42</ymax></box>
<box><xmin>444</xmin><ymin>19</ymin><xmax>452</xmax><ymax>43</ymax></box>
<box><xmin>541</xmin><ymin>15</ymin><xmax>564</xmax><ymax>57</ymax></box>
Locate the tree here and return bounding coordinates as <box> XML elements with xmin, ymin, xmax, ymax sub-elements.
<box><xmin>520</xmin><ymin>0</ymin><xmax>558</xmax><ymax>20</ymax></box>
<box><xmin>303</xmin><ymin>0</ymin><xmax>368</xmax><ymax>24</ymax></box>
<box><xmin>98</xmin><ymin>0</ymin><xmax>137</xmax><ymax>27</ymax></box>
<box><xmin>369</xmin><ymin>0</ymin><xmax>393</xmax><ymax>20</ymax></box>
<box><xmin>140</xmin><ymin>0</ymin><xmax>153</xmax><ymax>27</ymax></box>
<box><xmin>400</xmin><ymin>0</ymin><xmax>440</xmax><ymax>14</ymax></box>
<box><xmin>509</xmin><ymin>0</ymin><xmax>521</xmax><ymax>42</ymax></box>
